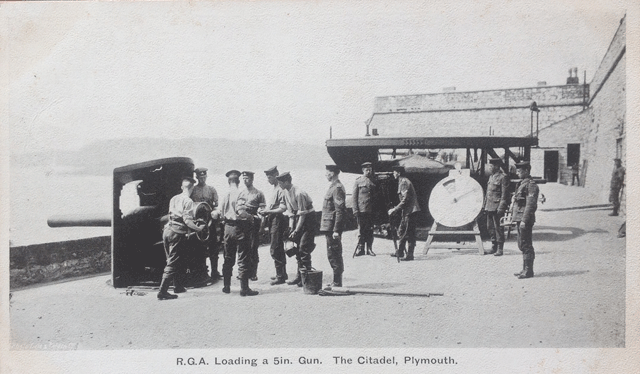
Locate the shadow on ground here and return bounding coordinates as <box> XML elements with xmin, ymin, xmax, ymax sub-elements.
<box><xmin>534</xmin><ymin>270</ymin><xmax>590</xmax><ymax>278</ymax></box>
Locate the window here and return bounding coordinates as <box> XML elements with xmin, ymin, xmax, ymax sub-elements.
<box><xmin>567</xmin><ymin>144</ymin><xmax>580</xmax><ymax>166</ymax></box>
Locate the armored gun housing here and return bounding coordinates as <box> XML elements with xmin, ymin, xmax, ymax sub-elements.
<box><xmin>48</xmin><ymin>157</ymin><xmax>195</xmax><ymax>288</ymax></box>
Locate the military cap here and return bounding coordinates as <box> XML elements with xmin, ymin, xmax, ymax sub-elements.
<box><xmin>182</xmin><ymin>176</ymin><xmax>197</xmax><ymax>184</ymax></box>
<box><xmin>361</xmin><ymin>162</ymin><xmax>373</xmax><ymax>168</ymax></box>
<box><xmin>194</xmin><ymin>167</ymin><xmax>208</xmax><ymax>176</ymax></box>
<box><xmin>264</xmin><ymin>166</ymin><xmax>279</xmax><ymax>175</ymax></box>
<box><xmin>488</xmin><ymin>157</ymin><xmax>502</xmax><ymax>164</ymax></box>
<box><xmin>515</xmin><ymin>161</ymin><xmax>531</xmax><ymax>169</ymax></box>
<box><xmin>241</xmin><ymin>171</ymin><xmax>255</xmax><ymax>177</ymax></box>
<box><xmin>275</xmin><ymin>171</ymin><xmax>292</xmax><ymax>182</ymax></box>
<box><xmin>325</xmin><ymin>165</ymin><xmax>340</xmax><ymax>173</ymax></box>
<box><xmin>225</xmin><ymin>169</ymin><xmax>241</xmax><ymax>177</ymax></box>
<box><xmin>391</xmin><ymin>165</ymin><xmax>405</xmax><ymax>173</ymax></box>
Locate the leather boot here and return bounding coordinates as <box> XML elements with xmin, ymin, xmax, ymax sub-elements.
<box><xmin>157</xmin><ymin>277</ymin><xmax>178</xmax><ymax>300</ymax></box>
<box><xmin>240</xmin><ymin>277</ymin><xmax>259</xmax><ymax>296</ymax></box>
<box><xmin>333</xmin><ymin>272</ymin><xmax>342</xmax><ymax>287</ymax></box>
<box><xmin>514</xmin><ymin>258</ymin><xmax>526</xmax><ymax>276</ymax></box>
<box><xmin>210</xmin><ymin>255</ymin><xmax>221</xmax><ymax>280</ymax></box>
<box><xmin>287</xmin><ymin>270</ymin><xmax>302</xmax><ymax>286</ymax></box>
<box><xmin>485</xmin><ymin>241</ymin><xmax>497</xmax><ymax>255</ymax></box>
<box><xmin>354</xmin><ymin>244</ymin><xmax>365</xmax><ymax>257</ymax></box>
<box><xmin>391</xmin><ymin>245</ymin><xmax>405</xmax><ymax>258</ymax></box>
<box><xmin>173</xmin><ymin>273</ymin><xmax>187</xmax><ymax>293</ymax></box>
<box><xmin>494</xmin><ymin>242</ymin><xmax>504</xmax><ymax>257</ymax></box>
<box><xmin>401</xmin><ymin>246</ymin><xmax>414</xmax><ymax>261</ymax></box>
<box><xmin>517</xmin><ymin>258</ymin><xmax>534</xmax><ymax>279</ymax></box>
<box><xmin>366</xmin><ymin>243</ymin><xmax>376</xmax><ymax>256</ymax></box>
<box><xmin>222</xmin><ymin>275</ymin><xmax>231</xmax><ymax>294</ymax></box>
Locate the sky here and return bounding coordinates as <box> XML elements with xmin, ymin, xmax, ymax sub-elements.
<box><xmin>2</xmin><ymin>0</ymin><xmax>631</xmax><ymax>152</ymax></box>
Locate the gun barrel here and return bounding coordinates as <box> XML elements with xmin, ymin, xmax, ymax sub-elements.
<box><xmin>48</xmin><ymin>213</ymin><xmax>112</xmax><ymax>228</ymax></box>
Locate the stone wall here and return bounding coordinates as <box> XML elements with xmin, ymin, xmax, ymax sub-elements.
<box><xmin>10</xmin><ymin>236</ymin><xmax>111</xmax><ymax>289</ymax></box>
<box><xmin>371</xmin><ymin>105</ymin><xmax>584</xmax><ymax>138</ymax></box>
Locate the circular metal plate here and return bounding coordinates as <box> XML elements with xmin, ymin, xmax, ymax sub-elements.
<box><xmin>428</xmin><ymin>175</ymin><xmax>484</xmax><ymax>227</ymax></box>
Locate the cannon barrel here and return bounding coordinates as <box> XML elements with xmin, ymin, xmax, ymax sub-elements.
<box><xmin>47</xmin><ymin>213</ymin><xmax>112</xmax><ymax>227</ymax></box>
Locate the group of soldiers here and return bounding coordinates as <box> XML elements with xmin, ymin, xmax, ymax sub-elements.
<box><xmin>157</xmin><ymin>154</ymin><xmax>603</xmax><ymax>299</ymax></box>
<box><xmin>482</xmin><ymin>158</ymin><xmax>540</xmax><ymax>279</ymax></box>
<box><xmin>156</xmin><ymin>165</ymin><xmax>350</xmax><ymax>300</ymax></box>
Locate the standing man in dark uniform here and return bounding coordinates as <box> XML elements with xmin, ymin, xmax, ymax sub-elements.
<box><xmin>609</xmin><ymin>158</ymin><xmax>625</xmax><ymax>216</ymax></box>
<box><xmin>190</xmin><ymin>167</ymin><xmax>221</xmax><ymax>280</ymax></box>
<box><xmin>237</xmin><ymin>171</ymin><xmax>266</xmax><ymax>282</ymax></box>
<box><xmin>276</xmin><ymin>172</ymin><xmax>316</xmax><ymax>287</ymax></box>
<box><xmin>511</xmin><ymin>161</ymin><xmax>539</xmax><ymax>279</ymax></box>
<box><xmin>352</xmin><ymin>161</ymin><xmax>377</xmax><ymax>256</ymax></box>
<box><xmin>259</xmin><ymin>166</ymin><xmax>289</xmax><ymax>285</ymax></box>
<box><xmin>387</xmin><ymin>166</ymin><xmax>421</xmax><ymax>261</ymax></box>
<box><xmin>158</xmin><ymin>177</ymin><xmax>204</xmax><ymax>300</ymax></box>
<box><xmin>320</xmin><ymin>165</ymin><xmax>346</xmax><ymax>288</ymax></box>
<box><xmin>571</xmin><ymin>163</ymin><xmax>580</xmax><ymax>186</ymax></box>
<box><xmin>220</xmin><ymin>169</ymin><xmax>258</xmax><ymax>296</ymax></box>
<box><xmin>483</xmin><ymin>158</ymin><xmax>510</xmax><ymax>256</ymax></box>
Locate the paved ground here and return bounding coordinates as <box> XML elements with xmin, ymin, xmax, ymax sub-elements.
<box><xmin>9</xmin><ymin>184</ymin><xmax>626</xmax><ymax>350</ymax></box>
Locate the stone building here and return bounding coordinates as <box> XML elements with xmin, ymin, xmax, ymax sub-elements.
<box><xmin>366</xmin><ymin>15</ymin><xmax>626</xmax><ymax>212</ymax></box>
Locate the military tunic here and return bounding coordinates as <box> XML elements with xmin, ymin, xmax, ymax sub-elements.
<box><xmin>321</xmin><ymin>179</ymin><xmax>346</xmax><ymax>275</ymax></box>
<box><xmin>512</xmin><ymin>177</ymin><xmax>539</xmax><ymax>260</ymax></box>
<box><xmin>392</xmin><ymin>176</ymin><xmax>421</xmax><ymax>250</ymax></box>
<box><xmin>483</xmin><ymin>170</ymin><xmax>510</xmax><ymax>243</ymax></box>
<box><xmin>352</xmin><ymin>175</ymin><xmax>377</xmax><ymax>249</ymax></box>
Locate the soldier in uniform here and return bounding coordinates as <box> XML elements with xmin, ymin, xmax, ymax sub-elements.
<box><xmin>190</xmin><ymin>167</ymin><xmax>221</xmax><ymax>280</ymax></box>
<box><xmin>220</xmin><ymin>170</ymin><xmax>258</xmax><ymax>296</ymax></box>
<box><xmin>511</xmin><ymin>161</ymin><xmax>539</xmax><ymax>279</ymax></box>
<box><xmin>237</xmin><ymin>171</ymin><xmax>266</xmax><ymax>281</ymax></box>
<box><xmin>483</xmin><ymin>157</ymin><xmax>510</xmax><ymax>256</ymax></box>
<box><xmin>609</xmin><ymin>158</ymin><xmax>625</xmax><ymax>216</ymax></box>
<box><xmin>352</xmin><ymin>161</ymin><xmax>377</xmax><ymax>256</ymax></box>
<box><xmin>276</xmin><ymin>172</ymin><xmax>316</xmax><ymax>287</ymax></box>
<box><xmin>320</xmin><ymin>165</ymin><xmax>346</xmax><ymax>287</ymax></box>
<box><xmin>259</xmin><ymin>166</ymin><xmax>289</xmax><ymax>285</ymax></box>
<box><xmin>387</xmin><ymin>166</ymin><xmax>421</xmax><ymax>261</ymax></box>
<box><xmin>158</xmin><ymin>177</ymin><xmax>204</xmax><ymax>300</ymax></box>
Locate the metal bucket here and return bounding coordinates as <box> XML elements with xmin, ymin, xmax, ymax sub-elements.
<box><xmin>300</xmin><ymin>268</ymin><xmax>323</xmax><ymax>295</ymax></box>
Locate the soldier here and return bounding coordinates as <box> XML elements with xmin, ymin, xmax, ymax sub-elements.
<box><xmin>259</xmin><ymin>166</ymin><xmax>289</xmax><ymax>285</ymax></box>
<box><xmin>237</xmin><ymin>171</ymin><xmax>266</xmax><ymax>281</ymax></box>
<box><xmin>220</xmin><ymin>169</ymin><xmax>258</xmax><ymax>296</ymax></box>
<box><xmin>511</xmin><ymin>161</ymin><xmax>539</xmax><ymax>279</ymax></box>
<box><xmin>190</xmin><ymin>167</ymin><xmax>221</xmax><ymax>280</ymax></box>
<box><xmin>387</xmin><ymin>166</ymin><xmax>421</xmax><ymax>261</ymax></box>
<box><xmin>276</xmin><ymin>172</ymin><xmax>316</xmax><ymax>287</ymax></box>
<box><xmin>483</xmin><ymin>157</ymin><xmax>510</xmax><ymax>256</ymax></box>
<box><xmin>321</xmin><ymin>165</ymin><xmax>346</xmax><ymax>287</ymax></box>
<box><xmin>609</xmin><ymin>158</ymin><xmax>625</xmax><ymax>216</ymax></box>
<box><xmin>352</xmin><ymin>161</ymin><xmax>377</xmax><ymax>256</ymax></box>
<box><xmin>571</xmin><ymin>163</ymin><xmax>580</xmax><ymax>186</ymax></box>
<box><xmin>158</xmin><ymin>177</ymin><xmax>204</xmax><ymax>300</ymax></box>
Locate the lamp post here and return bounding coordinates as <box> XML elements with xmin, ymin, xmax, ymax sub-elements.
<box><xmin>529</xmin><ymin>101</ymin><xmax>540</xmax><ymax>137</ymax></box>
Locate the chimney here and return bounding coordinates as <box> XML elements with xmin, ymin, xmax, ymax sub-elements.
<box><xmin>566</xmin><ymin>67</ymin><xmax>579</xmax><ymax>85</ymax></box>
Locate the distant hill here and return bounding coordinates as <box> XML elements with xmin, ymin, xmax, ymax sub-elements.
<box><xmin>11</xmin><ymin>137</ymin><xmax>333</xmax><ymax>175</ymax></box>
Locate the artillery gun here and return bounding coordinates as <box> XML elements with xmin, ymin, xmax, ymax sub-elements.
<box><xmin>48</xmin><ymin>157</ymin><xmax>211</xmax><ymax>288</ymax></box>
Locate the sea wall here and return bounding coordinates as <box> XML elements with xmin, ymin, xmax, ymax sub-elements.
<box><xmin>10</xmin><ymin>236</ymin><xmax>111</xmax><ymax>289</ymax></box>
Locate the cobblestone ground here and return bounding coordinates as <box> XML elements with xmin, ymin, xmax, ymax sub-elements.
<box><xmin>9</xmin><ymin>184</ymin><xmax>626</xmax><ymax>349</ymax></box>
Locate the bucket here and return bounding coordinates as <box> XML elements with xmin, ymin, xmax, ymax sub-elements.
<box><xmin>300</xmin><ymin>268</ymin><xmax>323</xmax><ymax>295</ymax></box>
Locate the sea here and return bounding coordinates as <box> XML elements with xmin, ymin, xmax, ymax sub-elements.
<box><xmin>9</xmin><ymin>166</ymin><xmax>358</xmax><ymax>247</ymax></box>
